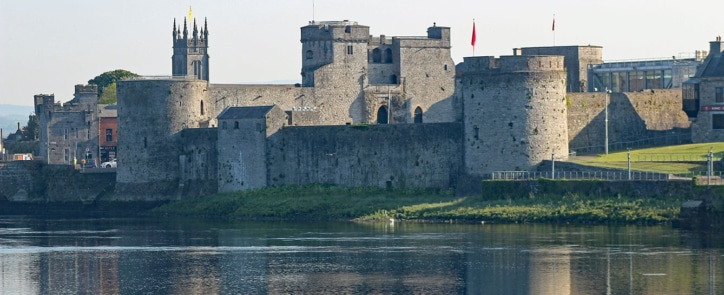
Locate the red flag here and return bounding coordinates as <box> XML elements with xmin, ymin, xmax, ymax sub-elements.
<box><xmin>471</xmin><ymin>21</ymin><xmax>476</xmax><ymax>47</ymax></box>
<box><xmin>552</xmin><ymin>17</ymin><xmax>555</xmax><ymax>31</ymax></box>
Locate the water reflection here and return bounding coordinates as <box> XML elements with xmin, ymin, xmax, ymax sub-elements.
<box><xmin>0</xmin><ymin>217</ymin><xmax>721</xmax><ymax>294</ymax></box>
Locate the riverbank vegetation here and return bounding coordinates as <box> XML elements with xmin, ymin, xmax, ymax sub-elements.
<box><xmin>153</xmin><ymin>184</ymin><xmax>685</xmax><ymax>224</ymax></box>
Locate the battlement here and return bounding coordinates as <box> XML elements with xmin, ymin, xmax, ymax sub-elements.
<box><xmin>461</xmin><ymin>55</ymin><xmax>565</xmax><ymax>74</ymax></box>
<box><xmin>426</xmin><ymin>25</ymin><xmax>450</xmax><ymax>40</ymax></box>
<box><xmin>74</xmin><ymin>84</ymin><xmax>98</xmax><ymax>94</ymax></box>
<box><xmin>301</xmin><ymin>20</ymin><xmax>370</xmax><ymax>42</ymax></box>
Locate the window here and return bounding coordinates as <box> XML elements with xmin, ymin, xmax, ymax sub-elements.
<box><xmin>414</xmin><ymin>107</ymin><xmax>423</xmax><ymax>123</ymax></box>
<box><xmin>64</xmin><ymin>149</ymin><xmax>69</xmax><ymax>163</ymax></box>
<box><xmin>234</xmin><ymin>121</ymin><xmax>239</xmax><ymax>129</ymax></box>
<box><xmin>645</xmin><ymin>70</ymin><xmax>661</xmax><ymax>89</ymax></box>
<box><xmin>391</xmin><ymin>74</ymin><xmax>398</xmax><ymax>84</ymax></box>
<box><xmin>106</xmin><ymin>129</ymin><xmax>113</xmax><ymax>142</ymax></box>
<box><xmin>716</xmin><ymin>87</ymin><xmax>724</xmax><ymax>103</ymax></box>
<box><xmin>306</xmin><ymin>50</ymin><xmax>313</xmax><ymax>59</ymax></box>
<box><xmin>64</xmin><ymin>128</ymin><xmax>68</xmax><ymax>140</ymax></box>
<box><xmin>347</xmin><ymin>45</ymin><xmax>353</xmax><ymax>55</ymax></box>
<box><xmin>385</xmin><ymin>48</ymin><xmax>393</xmax><ymax>63</ymax></box>
<box><xmin>713</xmin><ymin>114</ymin><xmax>724</xmax><ymax>129</ymax></box>
<box><xmin>628</xmin><ymin>71</ymin><xmax>644</xmax><ymax>92</ymax></box>
<box><xmin>372</xmin><ymin>48</ymin><xmax>381</xmax><ymax>63</ymax></box>
<box><xmin>201</xmin><ymin>100</ymin><xmax>205</xmax><ymax>115</ymax></box>
<box><xmin>345</xmin><ymin>25</ymin><xmax>351</xmax><ymax>33</ymax></box>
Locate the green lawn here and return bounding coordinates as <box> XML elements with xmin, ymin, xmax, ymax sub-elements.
<box><xmin>572</xmin><ymin>142</ymin><xmax>724</xmax><ymax>173</ymax></box>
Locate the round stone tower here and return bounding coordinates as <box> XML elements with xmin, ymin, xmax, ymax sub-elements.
<box><xmin>115</xmin><ymin>78</ymin><xmax>210</xmax><ymax>198</ymax></box>
<box><xmin>460</xmin><ymin>55</ymin><xmax>568</xmax><ymax>176</ymax></box>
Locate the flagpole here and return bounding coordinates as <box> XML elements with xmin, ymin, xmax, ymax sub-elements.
<box><xmin>552</xmin><ymin>14</ymin><xmax>556</xmax><ymax>47</ymax></box>
<box><xmin>471</xmin><ymin>19</ymin><xmax>476</xmax><ymax>56</ymax></box>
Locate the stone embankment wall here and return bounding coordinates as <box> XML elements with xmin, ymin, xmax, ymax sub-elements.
<box><xmin>0</xmin><ymin>161</ymin><xmax>115</xmax><ymax>202</ymax></box>
<box><xmin>0</xmin><ymin>161</ymin><xmax>41</xmax><ymax>201</ymax></box>
<box><xmin>567</xmin><ymin>89</ymin><xmax>691</xmax><ymax>153</ymax></box>
<box><xmin>481</xmin><ymin>179</ymin><xmax>695</xmax><ymax>200</ymax></box>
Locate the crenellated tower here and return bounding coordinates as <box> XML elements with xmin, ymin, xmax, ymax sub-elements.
<box><xmin>172</xmin><ymin>17</ymin><xmax>210</xmax><ymax>81</ymax></box>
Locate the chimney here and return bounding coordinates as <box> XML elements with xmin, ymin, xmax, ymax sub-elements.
<box><xmin>711</xmin><ymin>36</ymin><xmax>723</xmax><ymax>55</ymax></box>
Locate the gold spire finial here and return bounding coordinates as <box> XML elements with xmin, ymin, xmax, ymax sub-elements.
<box><xmin>188</xmin><ymin>6</ymin><xmax>193</xmax><ymax>23</ymax></box>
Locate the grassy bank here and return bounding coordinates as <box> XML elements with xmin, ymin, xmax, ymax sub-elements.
<box><xmin>153</xmin><ymin>184</ymin><xmax>685</xmax><ymax>224</ymax></box>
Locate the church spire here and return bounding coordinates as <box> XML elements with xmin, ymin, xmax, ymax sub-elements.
<box><xmin>172</xmin><ymin>18</ymin><xmax>177</xmax><ymax>40</ymax></box>
<box><xmin>193</xmin><ymin>18</ymin><xmax>198</xmax><ymax>41</ymax></box>
<box><xmin>183</xmin><ymin>17</ymin><xmax>188</xmax><ymax>39</ymax></box>
<box><xmin>204</xmin><ymin>17</ymin><xmax>209</xmax><ymax>41</ymax></box>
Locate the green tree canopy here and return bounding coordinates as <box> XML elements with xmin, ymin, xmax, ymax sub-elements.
<box><xmin>98</xmin><ymin>82</ymin><xmax>118</xmax><ymax>105</ymax></box>
<box><xmin>21</xmin><ymin>114</ymin><xmax>39</xmax><ymax>141</ymax></box>
<box><xmin>88</xmin><ymin>69</ymin><xmax>138</xmax><ymax>104</ymax></box>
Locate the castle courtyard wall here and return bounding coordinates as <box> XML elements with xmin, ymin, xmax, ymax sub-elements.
<box><xmin>567</xmin><ymin>89</ymin><xmax>691</xmax><ymax>152</ymax></box>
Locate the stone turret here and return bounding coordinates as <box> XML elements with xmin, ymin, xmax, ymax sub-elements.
<box><xmin>461</xmin><ymin>55</ymin><xmax>568</xmax><ymax>176</ymax></box>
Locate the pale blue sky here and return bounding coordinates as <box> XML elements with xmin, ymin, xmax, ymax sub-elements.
<box><xmin>1</xmin><ymin>0</ymin><xmax>721</xmax><ymax>106</ymax></box>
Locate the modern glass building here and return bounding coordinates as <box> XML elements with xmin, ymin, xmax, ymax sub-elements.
<box><xmin>588</xmin><ymin>55</ymin><xmax>704</xmax><ymax>93</ymax></box>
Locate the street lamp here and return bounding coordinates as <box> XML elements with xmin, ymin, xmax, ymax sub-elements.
<box><xmin>627</xmin><ymin>148</ymin><xmax>631</xmax><ymax>180</ymax></box>
<box><xmin>605</xmin><ymin>88</ymin><xmax>611</xmax><ymax>155</ymax></box>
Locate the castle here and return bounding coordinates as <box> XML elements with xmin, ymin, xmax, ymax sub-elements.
<box><xmin>13</xmin><ymin>15</ymin><xmax>687</xmax><ymax>200</ymax></box>
<box><xmin>107</xmin><ymin>17</ymin><xmax>579</xmax><ymax>199</ymax></box>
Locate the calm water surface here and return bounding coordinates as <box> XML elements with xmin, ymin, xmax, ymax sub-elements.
<box><xmin>0</xmin><ymin>216</ymin><xmax>721</xmax><ymax>294</ymax></box>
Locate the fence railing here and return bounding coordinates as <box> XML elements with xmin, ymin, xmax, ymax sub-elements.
<box><xmin>491</xmin><ymin>170</ymin><xmax>724</xmax><ymax>185</ymax></box>
<box><xmin>635</xmin><ymin>153</ymin><xmax>723</xmax><ymax>162</ymax></box>
<box><xmin>491</xmin><ymin>171</ymin><xmax>670</xmax><ymax>181</ymax></box>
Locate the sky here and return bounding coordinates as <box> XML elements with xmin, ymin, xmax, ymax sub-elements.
<box><xmin>0</xmin><ymin>0</ymin><xmax>722</xmax><ymax>107</ymax></box>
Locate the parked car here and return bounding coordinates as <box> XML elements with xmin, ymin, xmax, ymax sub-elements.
<box><xmin>101</xmin><ymin>158</ymin><xmax>117</xmax><ymax>168</ymax></box>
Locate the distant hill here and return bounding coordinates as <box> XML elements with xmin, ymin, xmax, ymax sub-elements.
<box><xmin>0</xmin><ymin>104</ymin><xmax>34</xmax><ymax>139</ymax></box>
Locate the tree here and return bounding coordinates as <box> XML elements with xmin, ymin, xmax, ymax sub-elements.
<box><xmin>98</xmin><ymin>82</ymin><xmax>118</xmax><ymax>104</ymax></box>
<box><xmin>21</xmin><ymin>114</ymin><xmax>39</xmax><ymax>141</ymax></box>
<box><xmin>88</xmin><ymin>69</ymin><xmax>138</xmax><ymax>104</ymax></box>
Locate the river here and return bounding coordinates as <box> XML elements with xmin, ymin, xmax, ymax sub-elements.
<box><xmin>0</xmin><ymin>216</ymin><xmax>721</xmax><ymax>294</ymax></box>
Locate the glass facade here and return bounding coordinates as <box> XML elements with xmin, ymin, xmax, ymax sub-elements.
<box><xmin>588</xmin><ymin>58</ymin><xmax>701</xmax><ymax>92</ymax></box>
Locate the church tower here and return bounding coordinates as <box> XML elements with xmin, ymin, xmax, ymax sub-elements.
<box><xmin>172</xmin><ymin>17</ymin><xmax>209</xmax><ymax>81</ymax></box>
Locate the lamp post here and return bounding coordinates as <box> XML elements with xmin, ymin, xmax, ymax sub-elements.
<box><xmin>708</xmin><ymin>147</ymin><xmax>713</xmax><ymax>186</ymax></box>
<box><xmin>551</xmin><ymin>152</ymin><xmax>555</xmax><ymax>180</ymax></box>
<box><xmin>605</xmin><ymin>88</ymin><xmax>611</xmax><ymax>155</ymax></box>
<box><xmin>627</xmin><ymin>148</ymin><xmax>631</xmax><ymax>180</ymax></box>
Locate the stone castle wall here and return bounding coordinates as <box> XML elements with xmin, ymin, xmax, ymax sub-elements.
<box><xmin>266</xmin><ymin>123</ymin><xmax>462</xmax><ymax>189</ymax></box>
<box><xmin>461</xmin><ymin>55</ymin><xmax>568</xmax><ymax>176</ymax></box>
<box><xmin>397</xmin><ymin>41</ymin><xmax>457</xmax><ymax>124</ymax></box>
<box><xmin>567</xmin><ymin>89</ymin><xmax>691</xmax><ymax>152</ymax></box>
<box><xmin>178</xmin><ymin>128</ymin><xmax>218</xmax><ymax>197</ymax></box>
<box><xmin>209</xmin><ymin>84</ymin><xmax>311</xmax><ymax>125</ymax></box>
